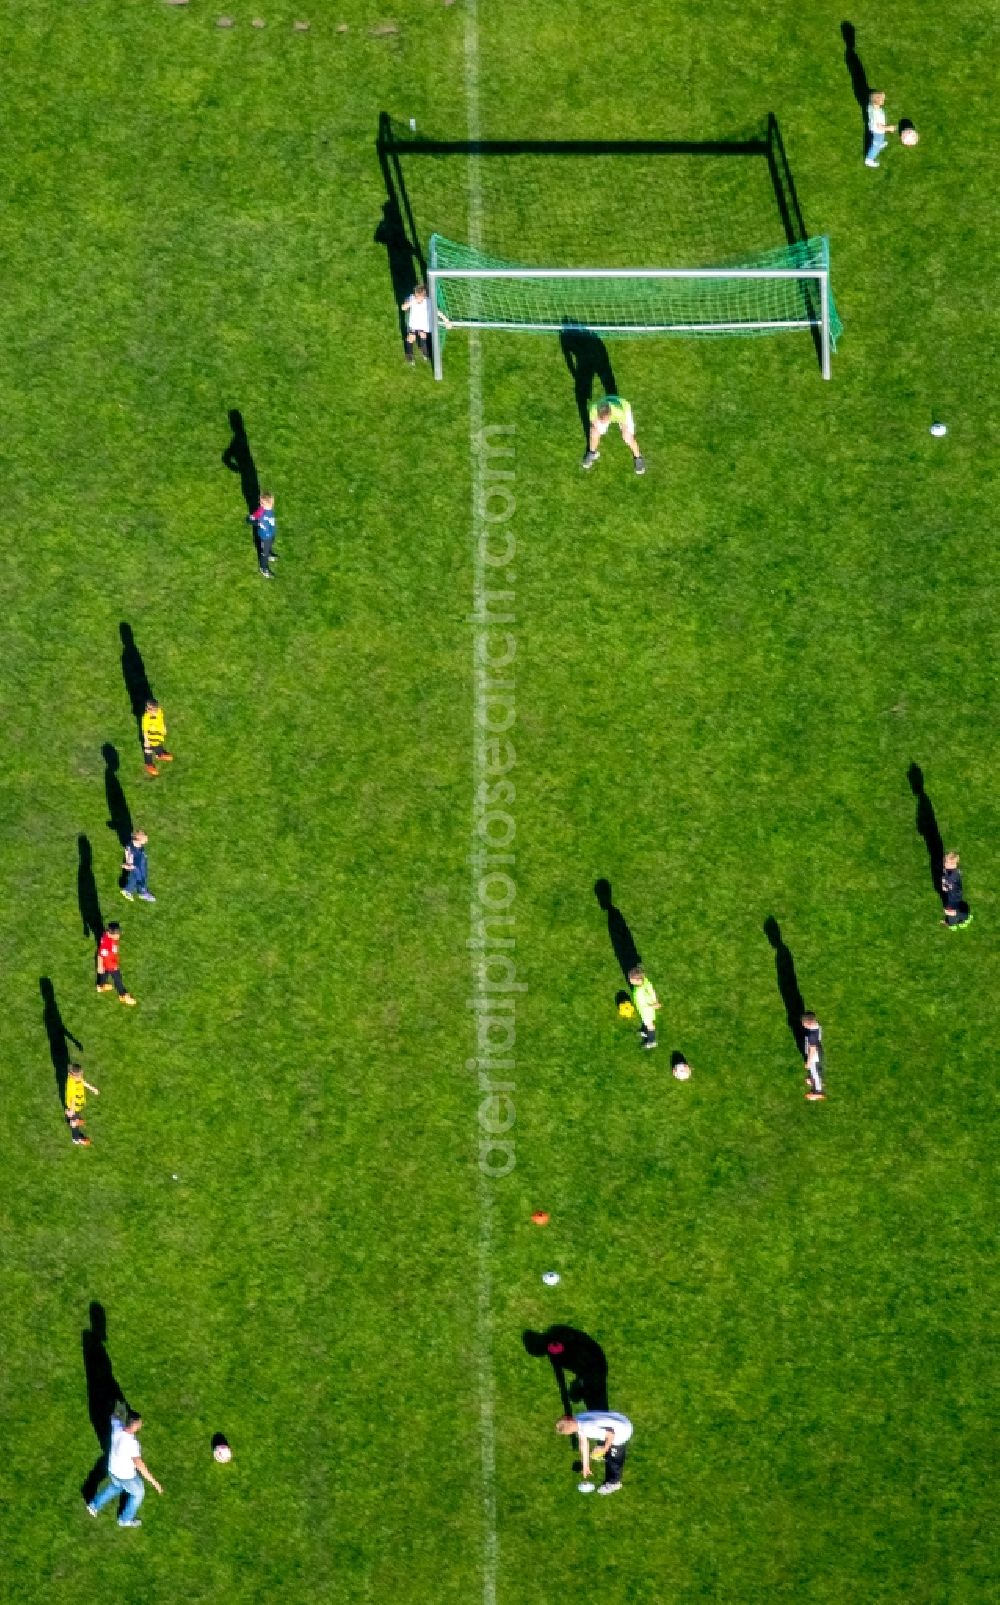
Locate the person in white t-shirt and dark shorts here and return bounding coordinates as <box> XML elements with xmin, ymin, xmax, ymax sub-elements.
<box><xmin>86</xmin><ymin>1411</ymin><xmax>163</xmax><ymax>1528</ymax></box>
<box><xmin>556</xmin><ymin>1409</ymin><xmax>633</xmax><ymax>1494</ymax></box>
<box><xmin>400</xmin><ymin>283</ymin><xmax>451</xmax><ymax>367</ymax></box>
<box><xmin>401</xmin><ymin>284</ymin><xmax>432</xmax><ymax>364</ymax></box>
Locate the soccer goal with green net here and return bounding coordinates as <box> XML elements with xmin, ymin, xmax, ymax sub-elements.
<box><xmin>427</xmin><ymin>233</ymin><xmax>841</xmax><ymax>381</ymax></box>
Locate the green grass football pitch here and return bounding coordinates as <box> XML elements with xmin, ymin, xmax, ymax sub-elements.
<box><xmin>1</xmin><ymin>2</ymin><xmax>996</xmax><ymax>1601</ymax></box>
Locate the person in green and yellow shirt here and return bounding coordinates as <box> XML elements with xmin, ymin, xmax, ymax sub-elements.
<box><xmin>141</xmin><ymin>700</ymin><xmax>173</xmax><ymax>777</ymax></box>
<box><xmin>628</xmin><ymin>965</ymin><xmax>660</xmax><ymax>1050</ymax></box>
<box><xmin>582</xmin><ymin>395</ymin><xmax>645</xmax><ymax>475</ymax></box>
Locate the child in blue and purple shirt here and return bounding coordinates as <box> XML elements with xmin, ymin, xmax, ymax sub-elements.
<box><xmin>249</xmin><ymin>492</ymin><xmax>277</xmax><ymax>580</ymax></box>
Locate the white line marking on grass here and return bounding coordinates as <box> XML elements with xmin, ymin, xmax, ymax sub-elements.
<box><xmin>478</xmin><ymin>1189</ymin><xmax>498</xmax><ymax>1605</ymax></box>
<box><xmin>466</xmin><ymin>8</ymin><xmax>507</xmax><ymax>1605</ymax></box>
<box><xmin>466</xmin><ymin>0</ymin><xmax>497</xmax><ymax>1587</ymax></box>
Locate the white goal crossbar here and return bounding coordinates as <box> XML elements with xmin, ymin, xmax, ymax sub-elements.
<box><xmin>427</xmin><ymin>263</ymin><xmax>833</xmax><ymax>381</ymax></box>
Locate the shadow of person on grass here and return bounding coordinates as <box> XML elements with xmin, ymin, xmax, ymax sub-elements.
<box><xmin>81</xmin><ymin>1302</ymin><xmax>129</xmax><ymax>1505</ymax></box>
<box><xmin>119</xmin><ymin>623</ymin><xmax>153</xmax><ymax>749</ymax></box>
<box><xmin>907</xmin><ymin>762</ymin><xmax>944</xmax><ymax>895</ymax></box>
<box><xmin>763</xmin><ymin>916</ymin><xmax>805</xmax><ymax>1054</ymax></box>
<box><xmin>524</xmin><ymin>1325</ymin><xmax>609</xmax><ymax>1414</ymax></box>
<box><xmin>594</xmin><ymin>879</ymin><xmax>641</xmax><ymax>981</ymax></box>
<box><xmin>222</xmin><ymin>408</ymin><xmax>261</xmax><ymax>517</ymax></box>
<box><xmin>560</xmin><ymin>329</ymin><xmax>618</xmax><ymax>443</ymax></box>
<box><xmin>40</xmin><ymin>976</ymin><xmax>82</xmax><ymax>1114</ymax></box>
<box><xmin>102</xmin><ymin>744</ymin><xmax>132</xmax><ymax>852</ymax></box>
<box><xmin>841</xmin><ymin>23</ymin><xmax>871</xmax><ymax>157</ymax></box>
<box><xmin>77</xmin><ymin>836</ymin><xmax>103</xmax><ymax>942</ymax></box>
<box><xmin>375</xmin><ymin>196</ymin><xmax>420</xmax><ymax>356</ymax></box>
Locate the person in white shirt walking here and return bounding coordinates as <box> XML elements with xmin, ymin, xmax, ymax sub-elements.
<box><xmin>555</xmin><ymin>1409</ymin><xmax>633</xmax><ymax>1494</ymax></box>
<box><xmin>86</xmin><ymin>1412</ymin><xmax>163</xmax><ymax>1527</ymax></box>
<box><xmin>865</xmin><ymin>92</ymin><xmax>897</xmax><ymax>167</ymax></box>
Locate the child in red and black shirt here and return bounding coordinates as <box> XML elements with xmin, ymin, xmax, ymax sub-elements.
<box><xmin>96</xmin><ymin>922</ymin><xmax>137</xmax><ymax>1006</ymax></box>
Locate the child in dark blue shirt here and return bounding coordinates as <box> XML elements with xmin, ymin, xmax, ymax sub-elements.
<box><xmin>121</xmin><ymin>830</ymin><xmax>155</xmax><ymax>903</ymax></box>
<box><xmin>941</xmin><ymin>851</ymin><xmax>972</xmax><ymax>929</ymax></box>
<box><xmin>249</xmin><ymin>493</ymin><xmax>277</xmax><ymax>580</ymax></box>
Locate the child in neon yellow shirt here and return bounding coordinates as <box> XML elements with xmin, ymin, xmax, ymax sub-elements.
<box><xmin>582</xmin><ymin>396</ymin><xmax>645</xmax><ymax>475</ymax></box>
<box><xmin>628</xmin><ymin>966</ymin><xmax>660</xmax><ymax>1050</ymax></box>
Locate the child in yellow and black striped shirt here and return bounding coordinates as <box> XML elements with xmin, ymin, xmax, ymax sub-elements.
<box><xmin>65</xmin><ymin>1063</ymin><xmax>100</xmax><ymax>1147</ymax></box>
<box><xmin>141</xmin><ymin>699</ymin><xmax>173</xmax><ymax>777</ymax></box>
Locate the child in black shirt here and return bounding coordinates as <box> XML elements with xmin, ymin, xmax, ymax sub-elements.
<box><xmin>801</xmin><ymin>1011</ymin><xmax>826</xmax><ymax>1101</ymax></box>
<box><xmin>941</xmin><ymin>851</ymin><xmax>973</xmax><ymax>929</ymax></box>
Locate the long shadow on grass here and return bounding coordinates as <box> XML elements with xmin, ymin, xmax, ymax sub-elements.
<box><xmin>77</xmin><ymin>835</ymin><xmax>104</xmax><ymax>942</ymax></box>
<box><xmin>376</xmin><ymin>109</ymin><xmax>767</xmax><ymax>282</ymax></box>
<box><xmin>119</xmin><ymin>623</ymin><xmax>153</xmax><ymax>752</ymax></box>
<box><xmin>907</xmin><ymin>763</ymin><xmax>945</xmax><ymax>895</ymax></box>
<box><xmin>763</xmin><ymin>916</ymin><xmax>805</xmax><ymax>1054</ymax></box>
<box><xmin>40</xmin><ymin>976</ymin><xmax>82</xmax><ymax>1116</ymax></box>
<box><xmin>80</xmin><ymin>1301</ymin><xmax>130</xmax><ymax>1505</ymax></box>
<box><xmin>764</xmin><ymin>113</ymin><xmax>824</xmax><ymax>369</ymax></box>
<box><xmin>561</xmin><ymin>329</ymin><xmax>618</xmax><ymax>444</ymax></box>
<box><xmin>103</xmin><ymin>743</ymin><xmax>132</xmax><ymax>852</ymax></box>
<box><xmin>840</xmin><ymin>23</ymin><xmax>872</xmax><ymax>160</ymax></box>
<box><xmin>374</xmin><ymin>194</ymin><xmax>421</xmax><ymax>358</ymax></box>
<box><xmin>222</xmin><ymin>410</ymin><xmax>263</xmax><ymax>567</ymax></box>
<box><xmin>594</xmin><ymin>879</ymin><xmax>641</xmax><ymax>981</ymax></box>
<box><xmin>524</xmin><ymin>1325</ymin><xmax>609</xmax><ymax>1414</ymax></box>
<box><xmin>222</xmin><ymin>408</ymin><xmax>261</xmax><ymax>516</ymax></box>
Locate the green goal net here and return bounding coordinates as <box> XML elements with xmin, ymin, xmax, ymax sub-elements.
<box><xmin>428</xmin><ymin>232</ymin><xmax>841</xmax><ymax>379</ymax></box>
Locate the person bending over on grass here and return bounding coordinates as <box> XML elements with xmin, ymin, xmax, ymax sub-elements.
<box><xmin>65</xmin><ymin>1063</ymin><xmax>99</xmax><ymax>1147</ymax></box>
<box><xmin>801</xmin><ymin>1011</ymin><xmax>825</xmax><ymax>1101</ymax></box>
<box><xmin>555</xmin><ymin>1410</ymin><xmax>633</xmax><ymax>1495</ymax></box>
<box><xmin>249</xmin><ymin>492</ymin><xmax>278</xmax><ymax>580</ymax></box>
<box><xmin>582</xmin><ymin>395</ymin><xmax>645</xmax><ymax>475</ymax></box>
<box><xmin>121</xmin><ymin>830</ymin><xmax>155</xmax><ymax>904</ymax></box>
<box><xmin>87</xmin><ymin>1411</ymin><xmax>163</xmax><ymax>1528</ymax></box>
<box><xmin>96</xmin><ymin>922</ymin><xmax>136</xmax><ymax>1006</ymax></box>
<box><xmin>941</xmin><ymin>850</ymin><xmax>973</xmax><ymax>929</ymax></box>
<box><xmin>141</xmin><ymin>699</ymin><xmax>173</xmax><ymax>777</ymax></box>
<box><xmin>865</xmin><ymin>91</ymin><xmax>896</xmax><ymax>167</ymax></box>
<box><xmin>628</xmin><ymin>965</ymin><xmax>660</xmax><ymax>1050</ymax></box>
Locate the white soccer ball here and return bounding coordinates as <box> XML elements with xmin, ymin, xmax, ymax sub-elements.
<box><xmin>542</xmin><ymin>1271</ymin><xmax>561</xmax><ymax>1287</ymax></box>
<box><xmin>213</xmin><ymin>1444</ymin><xmax>232</xmax><ymax>1463</ymax></box>
<box><xmin>930</xmin><ymin>422</ymin><xmax>948</xmax><ymax>437</ymax></box>
<box><xmin>673</xmin><ymin>1064</ymin><xmax>692</xmax><ymax>1081</ymax></box>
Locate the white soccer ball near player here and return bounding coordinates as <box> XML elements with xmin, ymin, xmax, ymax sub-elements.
<box><xmin>673</xmin><ymin>1063</ymin><xmax>692</xmax><ymax>1081</ymax></box>
<box><xmin>900</xmin><ymin>127</ymin><xmax>919</xmax><ymax>147</ymax></box>
<box><xmin>214</xmin><ymin>1443</ymin><xmax>232</xmax><ymax>1463</ymax></box>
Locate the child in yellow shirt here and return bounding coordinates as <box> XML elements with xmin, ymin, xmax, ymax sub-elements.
<box><xmin>65</xmin><ymin>1063</ymin><xmax>100</xmax><ymax>1147</ymax></box>
<box><xmin>141</xmin><ymin>699</ymin><xmax>173</xmax><ymax>777</ymax></box>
